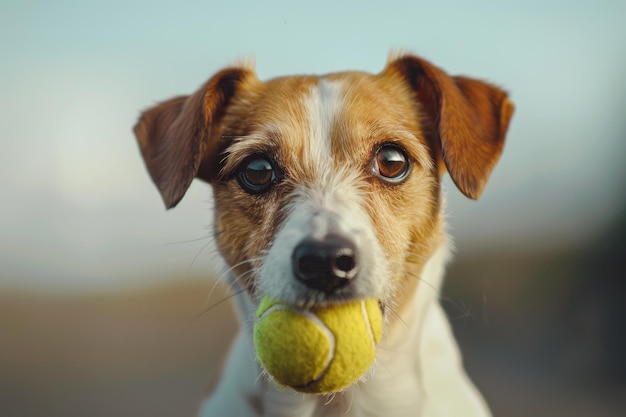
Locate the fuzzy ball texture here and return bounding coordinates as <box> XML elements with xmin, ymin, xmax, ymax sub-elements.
<box><xmin>253</xmin><ymin>296</ymin><xmax>383</xmax><ymax>394</ymax></box>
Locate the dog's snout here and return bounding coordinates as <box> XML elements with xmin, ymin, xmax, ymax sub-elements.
<box><xmin>292</xmin><ymin>235</ymin><xmax>358</xmax><ymax>293</ymax></box>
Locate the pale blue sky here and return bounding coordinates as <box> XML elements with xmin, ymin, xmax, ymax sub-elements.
<box><xmin>1</xmin><ymin>1</ymin><xmax>625</xmax><ymax>291</ymax></box>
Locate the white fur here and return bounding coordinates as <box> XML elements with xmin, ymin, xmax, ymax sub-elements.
<box><xmin>304</xmin><ymin>78</ymin><xmax>340</xmax><ymax>175</ymax></box>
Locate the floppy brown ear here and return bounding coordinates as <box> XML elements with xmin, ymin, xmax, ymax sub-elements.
<box><xmin>133</xmin><ymin>67</ymin><xmax>254</xmax><ymax>209</ymax></box>
<box><xmin>388</xmin><ymin>55</ymin><xmax>514</xmax><ymax>199</ymax></box>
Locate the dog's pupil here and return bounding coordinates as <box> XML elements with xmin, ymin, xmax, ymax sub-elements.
<box><xmin>245</xmin><ymin>158</ymin><xmax>273</xmax><ymax>185</ymax></box>
<box><xmin>377</xmin><ymin>148</ymin><xmax>406</xmax><ymax>178</ymax></box>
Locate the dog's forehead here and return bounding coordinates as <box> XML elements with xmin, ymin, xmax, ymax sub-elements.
<box><xmin>258</xmin><ymin>71</ymin><xmax>421</xmax><ymax>140</ymax></box>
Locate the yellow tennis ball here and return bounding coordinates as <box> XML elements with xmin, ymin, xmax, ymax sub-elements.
<box><xmin>253</xmin><ymin>296</ymin><xmax>383</xmax><ymax>394</ymax></box>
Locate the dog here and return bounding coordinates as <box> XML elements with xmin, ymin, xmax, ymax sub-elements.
<box><xmin>134</xmin><ymin>53</ymin><xmax>514</xmax><ymax>417</ymax></box>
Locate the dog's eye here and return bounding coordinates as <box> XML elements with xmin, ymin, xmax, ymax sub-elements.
<box><xmin>237</xmin><ymin>156</ymin><xmax>276</xmax><ymax>193</ymax></box>
<box><xmin>374</xmin><ymin>144</ymin><xmax>409</xmax><ymax>182</ymax></box>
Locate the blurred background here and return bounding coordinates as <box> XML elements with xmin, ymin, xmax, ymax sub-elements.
<box><xmin>1</xmin><ymin>1</ymin><xmax>625</xmax><ymax>416</ymax></box>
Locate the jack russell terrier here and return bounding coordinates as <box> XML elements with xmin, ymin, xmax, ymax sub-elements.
<box><xmin>134</xmin><ymin>53</ymin><xmax>514</xmax><ymax>417</ymax></box>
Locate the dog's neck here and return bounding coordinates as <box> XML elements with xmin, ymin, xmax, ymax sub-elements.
<box><xmin>200</xmin><ymin>237</ymin><xmax>490</xmax><ymax>417</ymax></box>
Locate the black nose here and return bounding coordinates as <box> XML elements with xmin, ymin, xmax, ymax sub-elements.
<box><xmin>291</xmin><ymin>235</ymin><xmax>358</xmax><ymax>293</ymax></box>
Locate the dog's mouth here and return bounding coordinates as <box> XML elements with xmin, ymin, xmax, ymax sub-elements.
<box><xmin>256</xmin><ymin>287</ymin><xmax>386</xmax><ymax>318</ymax></box>
<box><xmin>378</xmin><ymin>299</ymin><xmax>386</xmax><ymax>315</ymax></box>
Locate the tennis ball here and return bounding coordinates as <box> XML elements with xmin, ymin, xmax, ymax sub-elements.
<box><xmin>253</xmin><ymin>296</ymin><xmax>383</xmax><ymax>394</ymax></box>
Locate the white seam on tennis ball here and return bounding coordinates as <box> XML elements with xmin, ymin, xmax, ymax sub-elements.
<box><xmin>257</xmin><ymin>303</ymin><xmax>288</xmax><ymax>321</ymax></box>
<box><xmin>257</xmin><ymin>303</ymin><xmax>335</xmax><ymax>382</ymax></box>
<box><xmin>361</xmin><ymin>300</ymin><xmax>376</xmax><ymax>349</ymax></box>
<box><xmin>299</xmin><ymin>309</ymin><xmax>335</xmax><ymax>381</ymax></box>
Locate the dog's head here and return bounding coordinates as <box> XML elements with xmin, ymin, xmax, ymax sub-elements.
<box><xmin>134</xmin><ymin>54</ymin><xmax>513</xmax><ymax>316</ymax></box>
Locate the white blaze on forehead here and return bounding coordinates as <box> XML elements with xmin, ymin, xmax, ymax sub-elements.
<box><xmin>296</xmin><ymin>77</ymin><xmax>359</xmax><ymax>221</ymax></box>
<box><xmin>302</xmin><ymin>78</ymin><xmax>345</xmax><ymax>175</ymax></box>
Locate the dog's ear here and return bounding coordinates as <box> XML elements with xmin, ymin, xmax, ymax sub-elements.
<box><xmin>133</xmin><ymin>67</ymin><xmax>254</xmax><ymax>209</ymax></box>
<box><xmin>387</xmin><ymin>55</ymin><xmax>514</xmax><ymax>199</ymax></box>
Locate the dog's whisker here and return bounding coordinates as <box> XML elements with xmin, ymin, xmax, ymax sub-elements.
<box><xmin>205</xmin><ymin>271</ymin><xmax>255</xmax><ymax>311</ymax></box>
<box><xmin>161</xmin><ymin>235</ymin><xmax>212</xmax><ymax>246</ymax></box>
<box><xmin>186</xmin><ymin>239</ymin><xmax>216</xmax><ymax>275</ymax></box>
<box><xmin>202</xmin><ymin>275</ymin><xmax>227</xmax><ymax>313</ymax></box>
<box><xmin>255</xmin><ymin>368</ymin><xmax>268</xmax><ymax>386</ymax></box>
<box><xmin>441</xmin><ymin>296</ymin><xmax>477</xmax><ymax>321</ymax></box>
<box><xmin>344</xmin><ymin>385</ymin><xmax>355</xmax><ymax>414</ymax></box>
<box><xmin>386</xmin><ymin>305</ymin><xmax>409</xmax><ymax>330</ymax></box>
<box><xmin>232</xmin><ymin>269</ymin><xmax>258</xmax><ymax>289</ymax></box>
<box><xmin>191</xmin><ymin>287</ymin><xmax>246</xmax><ymax>323</ymax></box>
<box><xmin>196</xmin><ymin>264</ymin><xmax>260</xmax><ymax>323</ymax></box>
<box><xmin>213</xmin><ymin>257</ymin><xmax>264</xmax><ymax>284</ymax></box>
<box><xmin>405</xmin><ymin>270</ymin><xmax>438</xmax><ymax>293</ymax></box>
<box><xmin>212</xmin><ymin>229</ymin><xmax>225</xmax><ymax>238</ymax></box>
<box><xmin>200</xmin><ymin>266</ymin><xmax>256</xmax><ymax>318</ymax></box>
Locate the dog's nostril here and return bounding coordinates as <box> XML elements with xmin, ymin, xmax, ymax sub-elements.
<box><xmin>292</xmin><ymin>235</ymin><xmax>358</xmax><ymax>293</ymax></box>
<box><xmin>333</xmin><ymin>252</ymin><xmax>356</xmax><ymax>277</ymax></box>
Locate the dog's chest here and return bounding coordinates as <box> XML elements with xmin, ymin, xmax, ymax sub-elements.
<box><xmin>305</xmin><ymin>368</ymin><xmax>424</xmax><ymax>417</ymax></box>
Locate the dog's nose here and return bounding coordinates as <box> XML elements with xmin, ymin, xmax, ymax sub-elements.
<box><xmin>291</xmin><ymin>235</ymin><xmax>358</xmax><ymax>293</ymax></box>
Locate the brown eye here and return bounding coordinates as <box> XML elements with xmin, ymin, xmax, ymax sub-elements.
<box><xmin>374</xmin><ymin>144</ymin><xmax>409</xmax><ymax>182</ymax></box>
<box><xmin>238</xmin><ymin>156</ymin><xmax>276</xmax><ymax>193</ymax></box>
